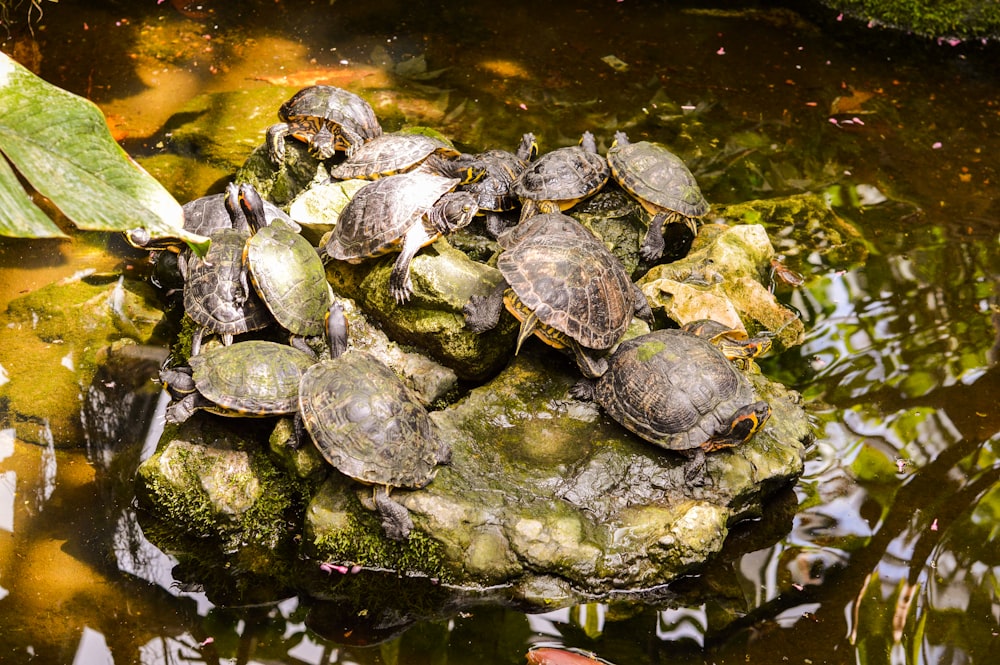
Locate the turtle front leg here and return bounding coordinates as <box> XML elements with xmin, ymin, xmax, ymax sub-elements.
<box><xmin>639</xmin><ymin>212</ymin><xmax>668</xmax><ymax>262</ymax></box>
<box><xmin>266</xmin><ymin>123</ymin><xmax>289</xmax><ymax>165</ymax></box>
<box><xmin>164</xmin><ymin>393</ymin><xmax>203</xmax><ymax>424</ymax></box>
<box><xmin>463</xmin><ymin>282</ymin><xmax>507</xmax><ymax>333</ymax></box>
<box><xmin>388</xmin><ymin>225</ymin><xmax>433</xmax><ymax>304</ymax></box>
<box><xmin>681</xmin><ymin>447</ymin><xmax>709</xmax><ymax>486</ymax></box>
<box><xmin>631</xmin><ymin>283</ymin><xmax>654</xmax><ymax>326</ymax></box>
<box><xmin>373</xmin><ymin>487</ymin><xmax>414</xmax><ymax>541</ymax></box>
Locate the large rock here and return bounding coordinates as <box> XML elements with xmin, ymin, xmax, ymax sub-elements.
<box><xmin>304</xmin><ymin>344</ymin><xmax>811</xmax><ymax>603</ymax></box>
<box><xmin>135</xmin><ymin>337</ymin><xmax>811</xmax><ymax>610</ymax></box>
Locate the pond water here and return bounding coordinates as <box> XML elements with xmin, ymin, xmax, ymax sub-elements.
<box><xmin>1</xmin><ymin>0</ymin><xmax>999</xmax><ymax>663</ymax></box>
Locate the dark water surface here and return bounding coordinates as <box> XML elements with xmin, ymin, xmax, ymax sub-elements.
<box><xmin>1</xmin><ymin>1</ymin><xmax>999</xmax><ymax>663</ymax></box>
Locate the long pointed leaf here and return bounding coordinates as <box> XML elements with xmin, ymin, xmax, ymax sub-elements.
<box><xmin>0</xmin><ymin>51</ymin><xmax>207</xmax><ymax>252</ymax></box>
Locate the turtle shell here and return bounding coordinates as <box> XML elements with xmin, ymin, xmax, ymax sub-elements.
<box><xmin>607</xmin><ymin>134</ymin><xmax>708</xmax><ymax>219</ymax></box>
<box><xmin>183</xmin><ymin>227</ymin><xmax>271</xmax><ymax>336</ymax></box>
<box><xmin>497</xmin><ymin>212</ymin><xmax>636</xmax><ymax>350</ymax></box>
<box><xmin>324</xmin><ymin>171</ymin><xmax>460</xmax><ymax>260</ymax></box>
<box><xmin>279</xmin><ymin>85</ymin><xmax>382</xmax><ymax>147</ymax></box>
<box><xmin>593</xmin><ymin>329</ymin><xmax>758</xmax><ymax>451</ymax></box>
<box><xmin>181</xmin><ymin>190</ymin><xmax>299</xmax><ymax>237</ymax></box>
<box><xmin>298</xmin><ymin>350</ymin><xmax>449</xmax><ymax>489</ymax></box>
<box><xmin>245</xmin><ymin>221</ymin><xmax>332</xmax><ymax>337</ymax></box>
<box><xmin>511</xmin><ymin>132</ymin><xmax>609</xmax><ymax>211</ymax></box>
<box><xmin>328</xmin><ymin>133</ymin><xmax>459</xmax><ymax>180</ymax></box>
<box><xmin>190</xmin><ymin>340</ymin><xmax>316</xmax><ymax>416</ymax></box>
<box><xmin>463</xmin><ymin>148</ymin><xmax>531</xmax><ymax>213</ymax></box>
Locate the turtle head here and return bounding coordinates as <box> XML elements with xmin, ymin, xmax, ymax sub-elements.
<box><xmin>325</xmin><ymin>302</ymin><xmax>350</xmax><ymax>360</ymax></box>
<box><xmin>708</xmin><ymin>401</ymin><xmax>772</xmax><ymax>450</ymax></box>
<box><xmin>308</xmin><ymin>123</ymin><xmax>337</xmax><ymax>160</ymax></box>
<box><xmin>517</xmin><ymin>133</ymin><xmax>539</xmax><ymax>161</ymax></box>
<box><xmin>238</xmin><ymin>183</ymin><xmax>269</xmax><ymax>234</ymax></box>
<box><xmin>434</xmin><ymin>192</ymin><xmax>479</xmax><ymax>234</ymax></box>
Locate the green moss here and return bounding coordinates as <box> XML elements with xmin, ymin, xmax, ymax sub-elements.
<box><xmin>822</xmin><ymin>0</ymin><xmax>1000</xmax><ymax>39</ymax></box>
<box><xmin>310</xmin><ymin>495</ymin><xmax>452</xmax><ymax>582</ymax></box>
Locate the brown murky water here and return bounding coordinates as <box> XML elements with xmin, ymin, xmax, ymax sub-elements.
<box><xmin>1</xmin><ymin>1</ymin><xmax>999</xmax><ymax>663</ymax></box>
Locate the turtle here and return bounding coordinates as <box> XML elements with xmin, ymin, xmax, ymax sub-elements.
<box><xmin>181</xmin><ymin>196</ymin><xmax>273</xmax><ymax>356</ymax></box>
<box><xmin>680</xmin><ymin>318</ymin><xmax>773</xmax><ymax>368</ymax></box>
<box><xmin>323</xmin><ymin>171</ymin><xmax>479</xmax><ymax>304</ymax></box>
<box><xmin>160</xmin><ymin>339</ymin><xmax>316</xmax><ymax>424</ymax></box>
<box><xmin>240</xmin><ymin>184</ymin><xmax>333</xmax><ymax>345</ymax></box>
<box><xmin>463</xmin><ymin>212</ymin><xmax>653</xmax><ymax>378</ymax></box>
<box><xmin>327</xmin><ymin>132</ymin><xmax>483</xmax><ymax>183</ymax></box>
<box><xmin>125</xmin><ymin>183</ymin><xmax>298</xmax><ymax>251</ymax></box>
<box><xmin>606</xmin><ymin>130</ymin><xmax>709</xmax><ymax>261</ymax></box>
<box><xmin>297</xmin><ymin>303</ymin><xmax>451</xmax><ymax>541</ymax></box>
<box><xmin>266</xmin><ymin>85</ymin><xmax>382</xmax><ymax>165</ymax></box>
<box><xmin>461</xmin><ymin>132</ymin><xmax>537</xmax><ymax>238</ymax></box>
<box><xmin>510</xmin><ymin>131</ymin><xmax>610</xmax><ymax>221</ymax></box>
<box><xmin>570</xmin><ymin>328</ymin><xmax>772</xmax><ymax>482</ymax></box>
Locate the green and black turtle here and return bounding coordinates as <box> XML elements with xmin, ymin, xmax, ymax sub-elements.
<box><xmin>181</xmin><ymin>194</ymin><xmax>272</xmax><ymax>356</ymax></box>
<box><xmin>297</xmin><ymin>303</ymin><xmax>450</xmax><ymax>541</ymax></box>
<box><xmin>462</xmin><ymin>132</ymin><xmax>537</xmax><ymax>238</ymax></box>
<box><xmin>323</xmin><ymin>171</ymin><xmax>478</xmax><ymax>303</ymax></box>
<box><xmin>327</xmin><ymin>132</ymin><xmax>483</xmax><ymax>183</ymax></box>
<box><xmin>240</xmin><ymin>184</ymin><xmax>332</xmax><ymax>345</ymax></box>
<box><xmin>571</xmin><ymin>327</ymin><xmax>771</xmax><ymax>481</ymax></box>
<box><xmin>463</xmin><ymin>212</ymin><xmax>653</xmax><ymax>378</ymax></box>
<box><xmin>511</xmin><ymin>131</ymin><xmax>609</xmax><ymax>221</ymax></box>
<box><xmin>160</xmin><ymin>340</ymin><xmax>316</xmax><ymax>424</ymax></box>
<box><xmin>266</xmin><ymin>85</ymin><xmax>382</xmax><ymax>165</ymax></box>
<box><xmin>606</xmin><ymin>131</ymin><xmax>709</xmax><ymax>261</ymax></box>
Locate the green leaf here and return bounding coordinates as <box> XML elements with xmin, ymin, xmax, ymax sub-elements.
<box><xmin>0</xmin><ymin>51</ymin><xmax>207</xmax><ymax>251</ymax></box>
<box><xmin>0</xmin><ymin>146</ymin><xmax>66</xmax><ymax>237</ymax></box>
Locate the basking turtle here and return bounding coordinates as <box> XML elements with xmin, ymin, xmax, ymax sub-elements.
<box><xmin>266</xmin><ymin>85</ymin><xmax>382</xmax><ymax>165</ymax></box>
<box><xmin>463</xmin><ymin>212</ymin><xmax>653</xmax><ymax>378</ymax></box>
<box><xmin>571</xmin><ymin>328</ymin><xmax>771</xmax><ymax>481</ymax></box>
<box><xmin>298</xmin><ymin>303</ymin><xmax>451</xmax><ymax>541</ymax></box>
<box><xmin>181</xmin><ymin>197</ymin><xmax>272</xmax><ymax>356</ymax></box>
<box><xmin>462</xmin><ymin>132</ymin><xmax>537</xmax><ymax>238</ymax></box>
<box><xmin>511</xmin><ymin>131</ymin><xmax>609</xmax><ymax>221</ymax></box>
<box><xmin>327</xmin><ymin>132</ymin><xmax>483</xmax><ymax>183</ymax></box>
<box><xmin>323</xmin><ymin>171</ymin><xmax>479</xmax><ymax>303</ymax></box>
<box><xmin>241</xmin><ymin>184</ymin><xmax>332</xmax><ymax>343</ymax></box>
<box><xmin>681</xmin><ymin>318</ymin><xmax>772</xmax><ymax>368</ymax></box>
<box><xmin>160</xmin><ymin>340</ymin><xmax>316</xmax><ymax>424</ymax></box>
<box><xmin>126</xmin><ymin>183</ymin><xmax>298</xmax><ymax>251</ymax></box>
<box><xmin>606</xmin><ymin>131</ymin><xmax>709</xmax><ymax>261</ymax></box>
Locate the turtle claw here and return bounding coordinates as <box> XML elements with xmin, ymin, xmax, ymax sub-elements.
<box><xmin>374</xmin><ymin>490</ymin><xmax>414</xmax><ymax>541</ymax></box>
<box><xmin>389</xmin><ymin>274</ymin><xmax>414</xmax><ymax>304</ymax></box>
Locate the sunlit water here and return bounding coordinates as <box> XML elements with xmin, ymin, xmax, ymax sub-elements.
<box><xmin>1</xmin><ymin>1</ymin><xmax>999</xmax><ymax>663</ymax></box>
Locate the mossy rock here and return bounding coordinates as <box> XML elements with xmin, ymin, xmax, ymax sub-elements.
<box><xmin>304</xmin><ymin>346</ymin><xmax>811</xmax><ymax>600</ymax></box>
<box><xmin>325</xmin><ymin>239</ymin><xmax>518</xmax><ymax>381</ymax></box>
<box><xmin>818</xmin><ymin>0</ymin><xmax>1000</xmax><ymax>39</ymax></box>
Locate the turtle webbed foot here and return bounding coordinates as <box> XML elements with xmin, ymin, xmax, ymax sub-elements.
<box><xmin>265</xmin><ymin>123</ymin><xmax>288</xmax><ymax>165</ymax></box>
<box><xmin>639</xmin><ymin>219</ymin><xmax>666</xmax><ymax>262</ymax></box>
<box><xmin>463</xmin><ymin>282</ymin><xmax>506</xmax><ymax>333</ymax></box>
<box><xmin>681</xmin><ymin>449</ymin><xmax>710</xmax><ymax>486</ymax></box>
<box><xmin>374</xmin><ymin>491</ymin><xmax>414</xmax><ymax>541</ymax></box>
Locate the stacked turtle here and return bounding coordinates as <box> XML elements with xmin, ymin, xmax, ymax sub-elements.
<box><xmin>138</xmin><ymin>84</ymin><xmax>776</xmax><ymax>542</ymax></box>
